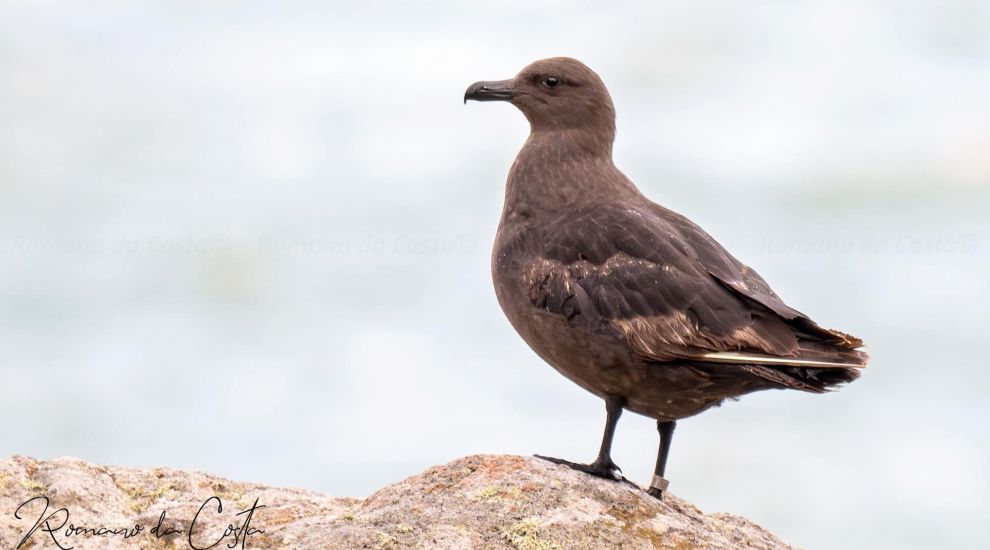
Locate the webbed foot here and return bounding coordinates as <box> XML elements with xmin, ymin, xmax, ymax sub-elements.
<box><xmin>534</xmin><ymin>455</ymin><xmax>638</xmax><ymax>488</ymax></box>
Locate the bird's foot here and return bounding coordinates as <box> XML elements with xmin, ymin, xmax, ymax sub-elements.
<box><xmin>645</xmin><ymin>475</ymin><xmax>669</xmax><ymax>501</ymax></box>
<box><xmin>534</xmin><ymin>455</ymin><xmax>638</xmax><ymax>488</ymax></box>
<box><xmin>534</xmin><ymin>454</ymin><xmax>624</xmax><ymax>480</ymax></box>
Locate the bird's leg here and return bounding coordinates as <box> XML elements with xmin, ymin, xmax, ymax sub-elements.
<box><xmin>536</xmin><ymin>397</ymin><xmax>630</xmax><ymax>483</ymax></box>
<box><xmin>646</xmin><ymin>420</ymin><xmax>676</xmax><ymax>500</ymax></box>
<box><xmin>587</xmin><ymin>396</ymin><xmax>624</xmax><ymax>475</ymax></box>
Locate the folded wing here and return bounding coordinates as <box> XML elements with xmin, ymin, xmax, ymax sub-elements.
<box><xmin>523</xmin><ymin>205</ymin><xmax>867</xmax><ymax>386</ymax></box>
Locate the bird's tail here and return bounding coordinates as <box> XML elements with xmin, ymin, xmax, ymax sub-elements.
<box><xmin>697</xmin><ymin>333</ymin><xmax>868</xmax><ymax>393</ymax></box>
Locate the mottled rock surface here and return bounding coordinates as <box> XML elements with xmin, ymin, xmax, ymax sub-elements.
<box><xmin>0</xmin><ymin>454</ymin><xmax>793</xmax><ymax>549</ymax></box>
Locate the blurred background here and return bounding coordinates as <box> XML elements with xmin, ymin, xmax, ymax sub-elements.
<box><xmin>1</xmin><ymin>1</ymin><xmax>987</xmax><ymax>548</ymax></box>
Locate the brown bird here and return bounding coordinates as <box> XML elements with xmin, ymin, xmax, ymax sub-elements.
<box><xmin>464</xmin><ymin>57</ymin><xmax>867</xmax><ymax>499</ymax></box>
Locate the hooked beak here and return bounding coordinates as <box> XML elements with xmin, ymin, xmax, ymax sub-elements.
<box><xmin>464</xmin><ymin>79</ymin><xmax>515</xmax><ymax>104</ymax></box>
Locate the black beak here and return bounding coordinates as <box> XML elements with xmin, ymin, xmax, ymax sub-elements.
<box><xmin>464</xmin><ymin>79</ymin><xmax>515</xmax><ymax>104</ymax></box>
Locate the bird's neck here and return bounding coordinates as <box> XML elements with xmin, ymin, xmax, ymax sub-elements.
<box><xmin>500</xmin><ymin>128</ymin><xmax>640</xmax><ymax>222</ymax></box>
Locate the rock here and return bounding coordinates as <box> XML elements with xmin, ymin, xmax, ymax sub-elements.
<box><xmin>0</xmin><ymin>454</ymin><xmax>793</xmax><ymax>549</ymax></box>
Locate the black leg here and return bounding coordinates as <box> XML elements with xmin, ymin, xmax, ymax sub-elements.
<box><xmin>536</xmin><ymin>397</ymin><xmax>631</xmax><ymax>483</ymax></box>
<box><xmin>588</xmin><ymin>396</ymin><xmax>623</xmax><ymax>473</ymax></box>
<box><xmin>647</xmin><ymin>420</ymin><xmax>676</xmax><ymax>500</ymax></box>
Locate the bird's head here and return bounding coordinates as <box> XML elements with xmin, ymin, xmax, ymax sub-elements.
<box><xmin>465</xmin><ymin>57</ymin><xmax>616</xmax><ymax>137</ymax></box>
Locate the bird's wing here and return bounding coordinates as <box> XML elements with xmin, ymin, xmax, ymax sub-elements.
<box><xmin>522</xmin><ymin>205</ymin><xmax>866</xmax><ymax>368</ymax></box>
<box><xmin>666</xmin><ymin>206</ymin><xmax>865</xmax><ymax>349</ymax></box>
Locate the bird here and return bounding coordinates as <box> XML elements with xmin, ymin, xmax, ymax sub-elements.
<box><xmin>464</xmin><ymin>57</ymin><xmax>867</xmax><ymax>500</ymax></box>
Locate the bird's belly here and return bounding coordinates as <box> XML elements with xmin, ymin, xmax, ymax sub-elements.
<box><xmin>493</xmin><ymin>261</ymin><xmax>728</xmax><ymax>421</ymax></box>
<box><xmin>502</xmin><ymin>298</ymin><xmax>633</xmax><ymax>397</ymax></box>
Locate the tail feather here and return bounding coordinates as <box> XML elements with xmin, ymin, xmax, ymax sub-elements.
<box><xmin>696</xmin><ymin>329</ymin><xmax>867</xmax><ymax>393</ymax></box>
<box><xmin>738</xmin><ymin>362</ymin><xmax>861</xmax><ymax>393</ymax></box>
<box><xmin>696</xmin><ymin>345</ymin><xmax>868</xmax><ymax>369</ymax></box>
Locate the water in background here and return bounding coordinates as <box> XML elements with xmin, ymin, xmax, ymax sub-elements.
<box><xmin>1</xmin><ymin>2</ymin><xmax>987</xmax><ymax>549</ymax></box>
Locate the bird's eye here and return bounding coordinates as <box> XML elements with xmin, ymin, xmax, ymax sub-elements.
<box><xmin>543</xmin><ymin>76</ymin><xmax>560</xmax><ymax>87</ymax></box>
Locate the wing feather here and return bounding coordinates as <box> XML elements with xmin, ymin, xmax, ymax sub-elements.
<box><xmin>524</xmin><ymin>205</ymin><xmax>867</xmax><ymax>370</ymax></box>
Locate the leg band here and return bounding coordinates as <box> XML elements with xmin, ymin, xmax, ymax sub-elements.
<box><xmin>650</xmin><ymin>475</ymin><xmax>669</xmax><ymax>492</ymax></box>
